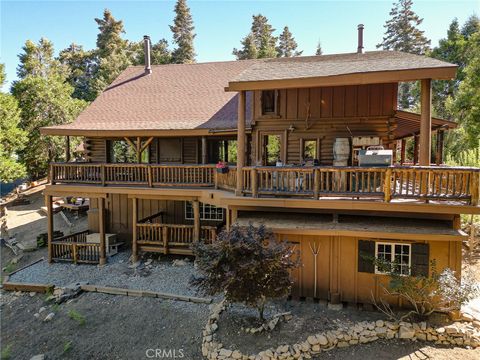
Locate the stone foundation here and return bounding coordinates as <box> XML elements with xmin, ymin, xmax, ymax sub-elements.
<box><xmin>202</xmin><ymin>301</ymin><xmax>480</xmax><ymax>360</ymax></box>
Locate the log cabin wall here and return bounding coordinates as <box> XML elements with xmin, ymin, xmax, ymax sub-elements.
<box><xmin>250</xmin><ymin>83</ymin><xmax>398</xmax><ymax>165</ymax></box>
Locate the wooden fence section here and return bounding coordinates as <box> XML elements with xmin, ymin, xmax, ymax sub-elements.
<box><xmin>136</xmin><ymin>223</ymin><xmax>217</xmax><ymax>255</ymax></box>
<box><xmin>50</xmin><ymin>162</ymin><xmax>479</xmax><ymax>205</ymax></box>
<box><xmin>51</xmin><ymin>230</ymin><xmax>100</xmax><ymax>264</ymax></box>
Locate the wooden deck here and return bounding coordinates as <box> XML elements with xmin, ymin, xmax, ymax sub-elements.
<box><xmin>51</xmin><ymin>230</ymin><xmax>100</xmax><ymax>264</ymax></box>
<box><xmin>50</xmin><ymin>162</ymin><xmax>480</xmax><ymax>206</ymax></box>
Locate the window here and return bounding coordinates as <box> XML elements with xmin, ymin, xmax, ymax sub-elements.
<box><xmin>303</xmin><ymin>139</ymin><xmax>318</xmax><ymax>160</ymax></box>
<box><xmin>185</xmin><ymin>202</ymin><xmax>223</xmax><ymax>221</ymax></box>
<box><xmin>375</xmin><ymin>242</ymin><xmax>411</xmax><ymax>275</ymax></box>
<box><xmin>263</xmin><ymin>134</ymin><xmax>282</xmax><ymax>166</ymax></box>
<box><xmin>261</xmin><ymin>90</ymin><xmax>278</xmax><ymax>115</ymax></box>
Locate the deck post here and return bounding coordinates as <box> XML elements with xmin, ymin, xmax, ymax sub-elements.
<box><xmin>435</xmin><ymin>129</ymin><xmax>445</xmax><ymax>165</ymax></box>
<box><xmin>236</xmin><ymin>90</ymin><xmax>246</xmax><ymax>196</ymax></box>
<box><xmin>46</xmin><ymin>195</ymin><xmax>53</xmax><ymax>263</ymax></box>
<box><xmin>223</xmin><ymin>140</ymin><xmax>229</xmax><ymax>162</ymax></box>
<box><xmin>99</xmin><ymin>197</ymin><xmax>106</xmax><ymax>265</ymax></box>
<box><xmin>193</xmin><ymin>200</ymin><xmax>200</xmax><ymax>242</ymax></box>
<box><xmin>201</xmin><ymin>137</ymin><xmax>207</xmax><ymax>164</ymax></box>
<box><xmin>65</xmin><ymin>136</ymin><xmax>71</xmax><ymax>162</ymax></box>
<box><xmin>384</xmin><ymin>168</ymin><xmax>392</xmax><ymax>202</ymax></box>
<box><xmin>132</xmin><ymin>197</ymin><xmax>138</xmax><ymax>263</ymax></box>
<box><xmin>419</xmin><ymin>79</ymin><xmax>432</xmax><ymax>166</ymax></box>
<box><xmin>251</xmin><ymin>168</ymin><xmax>258</xmax><ymax>197</ymax></box>
<box><xmin>314</xmin><ymin>169</ymin><xmax>320</xmax><ymax>199</ymax></box>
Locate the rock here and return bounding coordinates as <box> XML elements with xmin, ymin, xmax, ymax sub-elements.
<box><xmin>128</xmin><ymin>261</ymin><xmax>141</xmax><ymax>269</ymax></box>
<box><xmin>311</xmin><ymin>345</ymin><xmax>320</xmax><ymax>352</ymax></box>
<box><xmin>462</xmin><ymin>313</ymin><xmax>474</xmax><ymax>322</ymax></box>
<box><xmin>337</xmin><ymin>341</ymin><xmax>349</xmax><ymax>348</ymax></box>
<box><xmin>398</xmin><ymin>326</ymin><xmax>415</xmax><ymax>339</ymax></box>
<box><xmin>445</xmin><ymin>325</ymin><xmax>458</xmax><ymax>334</ymax></box>
<box><xmin>327</xmin><ymin>303</ymin><xmax>343</xmax><ymax>311</ymax></box>
<box><xmin>219</xmin><ymin>348</ymin><xmax>232</xmax><ymax>357</ymax></box>
<box><xmin>375</xmin><ymin>320</ymin><xmax>384</xmax><ymax>328</ymax></box>
<box><xmin>232</xmin><ymin>350</ymin><xmax>242</xmax><ymax>359</ymax></box>
<box><xmin>29</xmin><ymin>292</ymin><xmax>36</xmax><ymax>297</ymax></box>
<box><xmin>145</xmin><ymin>259</ymin><xmax>153</xmax><ymax>266</ymax></box>
<box><xmin>211</xmin><ymin>323</ymin><xmax>218</xmax><ymax>332</ymax></box>
<box><xmin>375</xmin><ymin>327</ymin><xmax>387</xmax><ymax>336</ymax></box>
<box><xmin>172</xmin><ymin>259</ymin><xmax>188</xmax><ymax>267</ymax></box>
<box><xmin>38</xmin><ymin>307</ymin><xmax>46</xmax><ymax>314</ymax></box>
<box><xmin>317</xmin><ymin>334</ymin><xmax>328</xmax><ymax>346</ymax></box>
<box><xmin>33</xmin><ymin>313</ymin><xmax>40</xmax><ymax>318</ymax></box>
<box><xmin>437</xmin><ymin>327</ymin><xmax>445</xmax><ymax>334</ymax></box>
<box><xmin>30</xmin><ymin>355</ymin><xmax>45</xmax><ymax>360</ymax></box>
<box><xmin>359</xmin><ymin>336</ymin><xmax>369</xmax><ymax>344</ymax></box>
<box><xmin>277</xmin><ymin>345</ymin><xmax>289</xmax><ymax>353</ymax></box>
<box><xmin>307</xmin><ymin>336</ymin><xmax>318</xmax><ymax>345</ymax></box>
<box><xmin>416</xmin><ymin>333</ymin><xmax>427</xmax><ymax>341</ymax></box>
<box><xmin>349</xmin><ymin>339</ymin><xmax>359</xmax><ymax>345</ymax></box>
<box><xmin>44</xmin><ymin>312</ymin><xmax>55</xmax><ymax>322</ymax></box>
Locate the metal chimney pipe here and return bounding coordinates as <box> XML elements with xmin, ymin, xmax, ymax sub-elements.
<box><xmin>143</xmin><ymin>35</ymin><xmax>152</xmax><ymax>74</ymax></box>
<box><xmin>357</xmin><ymin>24</ymin><xmax>364</xmax><ymax>54</ymax></box>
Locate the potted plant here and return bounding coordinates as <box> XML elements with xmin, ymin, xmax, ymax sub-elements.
<box><xmin>216</xmin><ymin>161</ymin><xmax>229</xmax><ymax>174</ymax></box>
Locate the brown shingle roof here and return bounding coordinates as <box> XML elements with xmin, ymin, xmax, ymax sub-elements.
<box><xmin>393</xmin><ymin>110</ymin><xmax>457</xmax><ymax>139</ymax></box>
<box><xmin>230</xmin><ymin>51</ymin><xmax>457</xmax><ymax>84</ymax></box>
<box><xmin>42</xmin><ymin>60</ymin><xmax>255</xmax><ymax>135</ymax></box>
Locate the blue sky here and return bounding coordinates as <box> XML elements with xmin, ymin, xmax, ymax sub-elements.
<box><xmin>1</xmin><ymin>0</ymin><xmax>479</xmax><ymax>87</ymax></box>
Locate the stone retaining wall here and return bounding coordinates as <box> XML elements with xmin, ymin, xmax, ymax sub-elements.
<box><xmin>202</xmin><ymin>301</ymin><xmax>480</xmax><ymax>360</ymax></box>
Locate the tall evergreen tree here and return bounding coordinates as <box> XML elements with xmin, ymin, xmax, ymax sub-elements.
<box><xmin>12</xmin><ymin>39</ymin><xmax>86</xmax><ymax>179</ymax></box>
<box><xmin>461</xmin><ymin>14</ymin><xmax>480</xmax><ymax>38</ymax></box>
<box><xmin>58</xmin><ymin>43</ymin><xmax>95</xmax><ymax>101</ymax></box>
<box><xmin>170</xmin><ymin>0</ymin><xmax>196</xmax><ymax>64</ymax></box>
<box><xmin>130</xmin><ymin>38</ymin><xmax>172</xmax><ymax>65</ymax></box>
<box><xmin>0</xmin><ymin>64</ymin><xmax>27</xmax><ymax>182</ymax></box>
<box><xmin>90</xmin><ymin>9</ymin><xmax>132</xmax><ymax>98</ymax></box>
<box><xmin>315</xmin><ymin>40</ymin><xmax>323</xmax><ymax>55</ymax></box>
<box><xmin>277</xmin><ymin>26</ymin><xmax>302</xmax><ymax>57</ymax></box>
<box><xmin>377</xmin><ymin>0</ymin><xmax>431</xmax><ymax>109</ymax></box>
<box><xmin>233</xmin><ymin>14</ymin><xmax>277</xmax><ymax>59</ymax></box>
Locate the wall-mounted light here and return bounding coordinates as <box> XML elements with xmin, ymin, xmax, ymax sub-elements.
<box><xmin>288</xmin><ymin>124</ymin><xmax>296</xmax><ymax>133</ymax></box>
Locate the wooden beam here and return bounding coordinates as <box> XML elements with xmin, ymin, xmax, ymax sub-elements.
<box><xmin>201</xmin><ymin>136</ymin><xmax>207</xmax><ymax>164</ymax></box>
<box><xmin>46</xmin><ymin>195</ymin><xmax>53</xmax><ymax>263</ymax></box>
<box><xmin>98</xmin><ymin>197</ymin><xmax>106</xmax><ymax>265</ymax></box>
<box><xmin>236</xmin><ymin>91</ymin><xmax>246</xmax><ymax>195</ymax></box>
<box><xmin>65</xmin><ymin>136</ymin><xmax>71</xmax><ymax>162</ymax></box>
<box><xmin>140</xmin><ymin>137</ymin><xmax>154</xmax><ymax>155</ymax></box>
<box><xmin>193</xmin><ymin>200</ymin><xmax>200</xmax><ymax>242</ymax></box>
<box><xmin>419</xmin><ymin>79</ymin><xmax>432</xmax><ymax>166</ymax></box>
<box><xmin>132</xmin><ymin>197</ymin><xmax>138</xmax><ymax>263</ymax></box>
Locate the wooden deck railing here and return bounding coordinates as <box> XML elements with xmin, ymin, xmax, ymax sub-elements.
<box><xmin>51</xmin><ymin>163</ymin><xmax>216</xmax><ymax>187</ymax></box>
<box><xmin>50</xmin><ymin>162</ymin><xmax>479</xmax><ymax>205</ymax></box>
<box><xmin>51</xmin><ymin>230</ymin><xmax>100</xmax><ymax>264</ymax></box>
<box><xmin>136</xmin><ymin>223</ymin><xmax>218</xmax><ymax>254</ymax></box>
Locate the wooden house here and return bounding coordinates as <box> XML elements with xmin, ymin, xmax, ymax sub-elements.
<box><xmin>40</xmin><ymin>32</ymin><xmax>479</xmax><ymax>306</ymax></box>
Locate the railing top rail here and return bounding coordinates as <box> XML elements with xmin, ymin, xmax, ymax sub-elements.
<box><xmin>138</xmin><ymin>211</ymin><xmax>164</xmax><ymax>224</ymax></box>
<box><xmin>242</xmin><ymin>165</ymin><xmax>480</xmax><ymax>172</ymax></box>
<box><xmin>54</xmin><ymin>230</ymin><xmax>89</xmax><ymax>241</ymax></box>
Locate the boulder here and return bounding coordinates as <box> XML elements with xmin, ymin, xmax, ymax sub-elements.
<box><xmin>375</xmin><ymin>320</ymin><xmax>384</xmax><ymax>328</ymax></box>
<box><xmin>398</xmin><ymin>326</ymin><xmax>415</xmax><ymax>339</ymax></box>
<box><xmin>232</xmin><ymin>350</ymin><xmax>242</xmax><ymax>359</ymax></box>
<box><xmin>43</xmin><ymin>312</ymin><xmax>55</xmax><ymax>322</ymax></box>
<box><xmin>307</xmin><ymin>335</ymin><xmax>318</xmax><ymax>345</ymax></box>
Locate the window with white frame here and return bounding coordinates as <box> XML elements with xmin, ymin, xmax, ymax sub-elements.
<box><xmin>375</xmin><ymin>242</ymin><xmax>411</xmax><ymax>275</ymax></box>
<box><xmin>185</xmin><ymin>202</ymin><xmax>223</xmax><ymax>221</ymax></box>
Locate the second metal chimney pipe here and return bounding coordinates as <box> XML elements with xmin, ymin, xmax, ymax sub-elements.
<box><xmin>357</xmin><ymin>24</ymin><xmax>364</xmax><ymax>54</ymax></box>
<box><xmin>144</xmin><ymin>35</ymin><xmax>152</xmax><ymax>74</ymax></box>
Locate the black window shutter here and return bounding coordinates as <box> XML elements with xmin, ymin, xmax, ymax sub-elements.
<box><xmin>411</xmin><ymin>243</ymin><xmax>430</xmax><ymax>277</ymax></box>
<box><xmin>358</xmin><ymin>240</ymin><xmax>375</xmax><ymax>273</ymax></box>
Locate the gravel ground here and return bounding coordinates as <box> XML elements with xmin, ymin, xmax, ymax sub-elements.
<box><xmin>8</xmin><ymin>252</ymin><xmax>200</xmax><ymax>297</ymax></box>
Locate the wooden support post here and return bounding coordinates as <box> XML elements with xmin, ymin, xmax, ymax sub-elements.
<box><xmin>99</xmin><ymin>197</ymin><xmax>106</xmax><ymax>265</ymax></box>
<box><xmin>436</xmin><ymin>129</ymin><xmax>445</xmax><ymax>165</ymax></box>
<box><xmin>413</xmin><ymin>135</ymin><xmax>419</xmax><ymax>165</ymax></box>
<box><xmin>46</xmin><ymin>195</ymin><xmax>53</xmax><ymax>263</ymax></box>
<box><xmin>65</xmin><ymin>136</ymin><xmax>71</xmax><ymax>162</ymax></box>
<box><xmin>231</xmin><ymin>209</ymin><xmax>238</xmax><ymax>224</ymax></box>
<box><xmin>101</xmin><ymin>164</ymin><xmax>106</xmax><ymax>186</ymax></box>
<box><xmin>314</xmin><ymin>169</ymin><xmax>320</xmax><ymax>199</ymax></box>
<box><xmin>384</xmin><ymin>168</ymin><xmax>392</xmax><ymax>202</ymax></box>
<box><xmin>236</xmin><ymin>91</ymin><xmax>246</xmax><ymax>196</ymax></box>
<box><xmin>400</xmin><ymin>139</ymin><xmax>406</xmax><ymax>165</ymax></box>
<box><xmin>163</xmin><ymin>226</ymin><xmax>168</xmax><ymax>254</ymax></box>
<box><xmin>251</xmin><ymin>168</ymin><xmax>258</xmax><ymax>198</ymax></box>
<box><xmin>132</xmin><ymin>197</ymin><xmax>138</xmax><ymax>263</ymax></box>
<box><xmin>419</xmin><ymin>79</ymin><xmax>432</xmax><ymax>166</ymax></box>
<box><xmin>471</xmin><ymin>172</ymin><xmax>479</xmax><ymax>206</ymax></box>
<box><xmin>201</xmin><ymin>136</ymin><xmax>207</xmax><ymax>164</ymax></box>
<box><xmin>50</xmin><ymin>164</ymin><xmax>56</xmax><ymax>185</ymax></box>
<box><xmin>193</xmin><ymin>200</ymin><xmax>200</xmax><ymax>242</ymax></box>
<box><xmin>136</xmin><ymin>137</ymin><xmax>142</xmax><ymax>163</ymax></box>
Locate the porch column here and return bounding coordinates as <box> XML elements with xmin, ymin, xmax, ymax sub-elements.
<box><xmin>436</xmin><ymin>129</ymin><xmax>445</xmax><ymax>165</ymax></box>
<box><xmin>132</xmin><ymin>197</ymin><xmax>138</xmax><ymax>262</ymax></box>
<box><xmin>419</xmin><ymin>79</ymin><xmax>432</xmax><ymax>166</ymax></box>
<box><xmin>98</xmin><ymin>197</ymin><xmax>106</xmax><ymax>265</ymax></box>
<box><xmin>400</xmin><ymin>139</ymin><xmax>406</xmax><ymax>165</ymax></box>
<box><xmin>223</xmin><ymin>140</ymin><xmax>229</xmax><ymax>162</ymax></box>
<box><xmin>46</xmin><ymin>195</ymin><xmax>53</xmax><ymax>263</ymax></box>
<box><xmin>193</xmin><ymin>200</ymin><xmax>200</xmax><ymax>242</ymax></box>
<box><xmin>65</xmin><ymin>136</ymin><xmax>71</xmax><ymax>162</ymax></box>
<box><xmin>201</xmin><ymin>136</ymin><xmax>207</xmax><ymax>164</ymax></box>
<box><xmin>236</xmin><ymin>90</ymin><xmax>246</xmax><ymax>195</ymax></box>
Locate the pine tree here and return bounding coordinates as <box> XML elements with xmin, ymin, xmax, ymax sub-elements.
<box><xmin>90</xmin><ymin>9</ymin><xmax>132</xmax><ymax>98</ymax></box>
<box><xmin>12</xmin><ymin>39</ymin><xmax>86</xmax><ymax>179</ymax></box>
<box><xmin>315</xmin><ymin>40</ymin><xmax>323</xmax><ymax>55</ymax></box>
<box><xmin>233</xmin><ymin>14</ymin><xmax>277</xmax><ymax>59</ymax></box>
<box><xmin>377</xmin><ymin>0</ymin><xmax>431</xmax><ymax>109</ymax></box>
<box><xmin>130</xmin><ymin>38</ymin><xmax>172</xmax><ymax>65</ymax></box>
<box><xmin>0</xmin><ymin>64</ymin><xmax>27</xmax><ymax>182</ymax></box>
<box><xmin>170</xmin><ymin>0</ymin><xmax>196</xmax><ymax>64</ymax></box>
<box><xmin>377</xmin><ymin>0</ymin><xmax>431</xmax><ymax>54</ymax></box>
<box><xmin>58</xmin><ymin>43</ymin><xmax>95</xmax><ymax>101</ymax></box>
<box><xmin>461</xmin><ymin>14</ymin><xmax>480</xmax><ymax>38</ymax></box>
<box><xmin>277</xmin><ymin>26</ymin><xmax>302</xmax><ymax>57</ymax></box>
